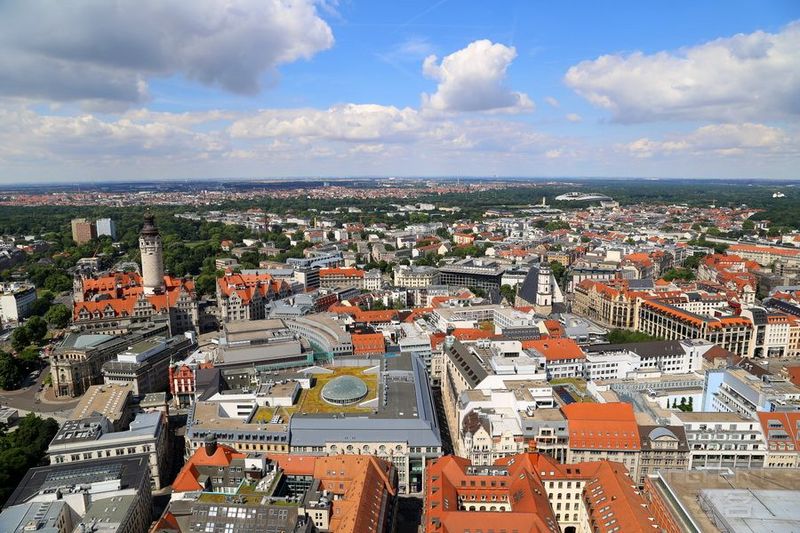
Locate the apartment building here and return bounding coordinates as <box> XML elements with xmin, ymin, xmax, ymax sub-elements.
<box><xmin>671</xmin><ymin>411</ymin><xmax>767</xmax><ymax>470</ymax></box>
<box><xmin>635</xmin><ymin>425</ymin><xmax>689</xmax><ymax>488</ymax></box>
<box><xmin>728</xmin><ymin>243</ymin><xmax>800</xmax><ymax>268</ymax></box>
<box><xmin>70</xmin><ymin>218</ymin><xmax>97</xmax><ymax>244</ymax></box>
<box><xmin>0</xmin><ymin>281</ymin><xmax>36</xmax><ymax>322</ymax></box>
<box><xmin>96</xmin><ymin>217</ymin><xmax>117</xmax><ymax>239</ymax></box>
<box><xmin>757</xmin><ymin>411</ymin><xmax>800</xmax><ymax>468</ymax></box>
<box><xmin>216</xmin><ymin>271</ymin><xmax>292</xmax><ymax>322</ymax></box>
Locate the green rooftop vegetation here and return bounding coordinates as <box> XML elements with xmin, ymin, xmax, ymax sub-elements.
<box><xmin>297</xmin><ymin>366</ymin><xmax>378</xmax><ymax>414</ymax></box>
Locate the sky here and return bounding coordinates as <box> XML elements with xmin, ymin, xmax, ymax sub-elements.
<box><xmin>0</xmin><ymin>0</ymin><xmax>798</xmax><ymax>183</ymax></box>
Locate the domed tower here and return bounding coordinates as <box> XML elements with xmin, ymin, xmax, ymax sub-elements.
<box><xmin>139</xmin><ymin>213</ymin><xmax>165</xmax><ymax>295</ymax></box>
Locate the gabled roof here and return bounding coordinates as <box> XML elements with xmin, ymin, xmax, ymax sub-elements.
<box><xmin>171</xmin><ymin>442</ymin><xmax>246</xmax><ymax>492</ymax></box>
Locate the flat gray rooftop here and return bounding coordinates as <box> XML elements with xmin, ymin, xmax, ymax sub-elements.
<box><xmin>699</xmin><ymin>489</ymin><xmax>800</xmax><ymax>532</ymax></box>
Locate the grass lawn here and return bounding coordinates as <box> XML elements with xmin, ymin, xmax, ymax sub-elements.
<box><xmin>297</xmin><ymin>366</ymin><xmax>378</xmax><ymax>414</ymax></box>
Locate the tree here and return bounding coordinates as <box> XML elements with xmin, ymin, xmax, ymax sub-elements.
<box><xmin>44</xmin><ymin>304</ymin><xmax>71</xmax><ymax>328</ymax></box>
<box><xmin>43</xmin><ymin>273</ymin><xmax>72</xmax><ymax>293</ymax></box>
<box><xmin>29</xmin><ymin>294</ymin><xmax>54</xmax><ymax>317</ymax></box>
<box><xmin>549</xmin><ymin>261</ymin><xmax>567</xmax><ymax>287</ymax></box>
<box><xmin>195</xmin><ymin>272</ymin><xmax>218</xmax><ymax>297</ymax></box>
<box><xmin>607</xmin><ymin>329</ymin><xmax>661</xmax><ymax>343</ymax></box>
<box><xmin>742</xmin><ymin>219</ymin><xmax>755</xmax><ymax>231</ymax></box>
<box><xmin>10</xmin><ymin>327</ymin><xmax>30</xmax><ymax>352</ymax></box>
<box><xmin>683</xmin><ymin>254</ymin><xmax>706</xmax><ymax>270</ymax></box>
<box><xmin>17</xmin><ymin>346</ymin><xmax>40</xmax><ymax>366</ymax></box>
<box><xmin>25</xmin><ymin>316</ymin><xmax>48</xmax><ymax>345</ymax></box>
<box><xmin>545</xmin><ymin>220</ymin><xmax>570</xmax><ymax>232</ymax></box>
<box><xmin>0</xmin><ymin>351</ymin><xmax>23</xmax><ymax>390</ymax></box>
<box><xmin>500</xmin><ymin>284</ymin><xmax>516</xmax><ymax>304</ymax></box>
<box><xmin>662</xmin><ymin>268</ymin><xmax>695</xmax><ymax>282</ymax></box>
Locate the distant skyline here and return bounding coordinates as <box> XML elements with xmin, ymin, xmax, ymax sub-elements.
<box><xmin>0</xmin><ymin>0</ymin><xmax>798</xmax><ymax>183</ymax></box>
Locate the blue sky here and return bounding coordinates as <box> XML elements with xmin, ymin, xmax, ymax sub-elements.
<box><xmin>0</xmin><ymin>0</ymin><xmax>798</xmax><ymax>182</ymax></box>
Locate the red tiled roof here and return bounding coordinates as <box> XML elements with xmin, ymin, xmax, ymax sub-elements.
<box><xmin>563</xmin><ymin>403</ymin><xmax>641</xmax><ymax>450</ymax></box>
<box><xmin>351</xmin><ymin>333</ymin><xmax>385</xmax><ymax>355</ymax></box>
<box><xmin>523</xmin><ymin>338</ymin><xmax>584</xmax><ymax>361</ymax></box>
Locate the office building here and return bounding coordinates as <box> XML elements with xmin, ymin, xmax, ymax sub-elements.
<box><xmin>101</xmin><ymin>334</ymin><xmax>196</xmax><ymax>395</ymax></box>
<box><xmin>4</xmin><ymin>455</ymin><xmax>153</xmax><ymax>533</ymax></box>
<box><xmin>47</xmin><ymin>411</ymin><xmax>169</xmax><ymax>488</ymax></box>
<box><xmin>50</xmin><ymin>324</ymin><xmax>169</xmax><ymax>398</ymax></box>
<box><xmin>439</xmin><ymin>258</ymin><xmax>505</xmax><ymax>292</ymax></box>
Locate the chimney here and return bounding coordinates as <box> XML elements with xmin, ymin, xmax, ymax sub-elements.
<box><xmin>204</xmin><ymin>436</ymin><xmax>218</xmax><ymax>456</ymax></box>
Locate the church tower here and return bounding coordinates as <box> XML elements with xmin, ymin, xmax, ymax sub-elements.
<box><xmin>139</xmin><ymin>213</ymin><xmax>165</xmax><ymax>295</ymax></box>
<box><xmin>535</xmin><ymin>263</ymin><xmax>553</xmax><ymax>314</ymax></box>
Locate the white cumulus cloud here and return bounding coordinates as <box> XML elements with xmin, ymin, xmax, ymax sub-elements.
<box><xmin>421</xmin><ymin>40</ymin><xmax>533</xmax><ymax>113</ymax></box>
<box><xmin>623</xmin><ymin>123</ymin><xmax>793</xmax><ymax>158</ymax></box>
<box><xmin>565</xmin><ymin>22</ymin><xmax>800</xmax><ymax>122</ymax></box>
<box><xmin>0</xmin><ymin>0</ymin><xmax>333</xmax><ymax>107</ymax></box>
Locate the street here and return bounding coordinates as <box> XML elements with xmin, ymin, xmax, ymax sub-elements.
<box><xmin>0</xmin><ymin>364</ymin><xmax>79</xmax><ymax>423</ymax></box>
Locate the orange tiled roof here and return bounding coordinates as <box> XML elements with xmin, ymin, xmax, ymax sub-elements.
<box><xmin>351</xmin><ymin>333</ymin><xmax>385</xmax><ymax>355</ymax></box>
<box><xmin>353</xmin><ymin>309</ymin><xmax>399</xmax><ymax>323</ymax></box>
<box><xmin>563</xmin><ymin>402</ymin><xmax>641</xmax><ymax>450</ymax></box>
<box><xmin>172</xmin><ymin>443</ymin><xmax>246</xmax><ymax>492</ymax></box>
<box><xmin>320</xmin><ymin>267</ymin><xmax>365</xmax><ymax>278</ymax></box>
<box><xmin>425</xmin><ymin>454</ymin><xmax>559</xmax><ymax>533</ymax></box>
<box><xmin>758</xmin><ymin>411</ymin><xmax>800</xmax><ymax>450</ymax></box>
<box><xmin>785</xmin><ymin>366</ymin><xmax>800</xmax><ymax>387</ymax></box>
<box><xmin>451</xmin><ymin>328</ymin><xmax>496</xmax><ymax>341</ymax></box>
<box><xmin>729</xmin><ymin>243</ymin><xmax>800</xmax><ymax>257</ymax></box>
<box><xmin>584</xmin><ymin>462</ymin><xmax>659</xmax><ymax>532</ymax></box>
<box><xmin>522</xmin><ymin>338</ymin><xmax>584</xmax><ymax>361</ymax></box>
